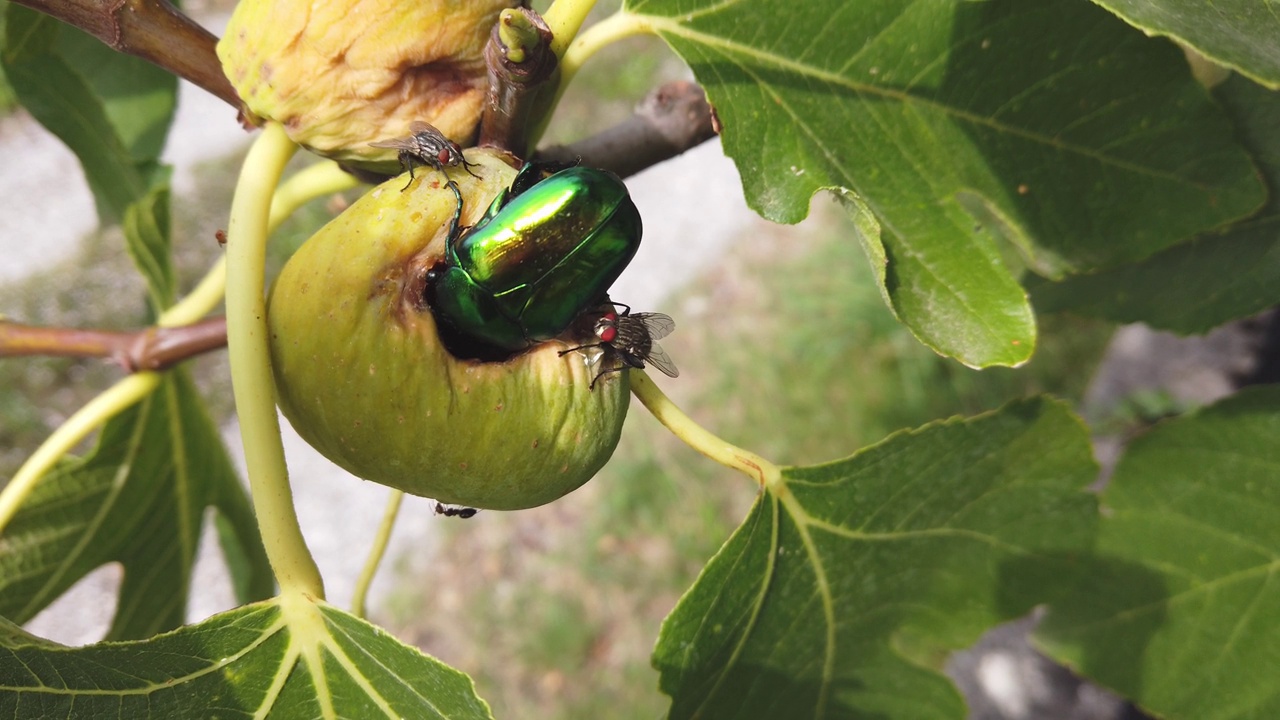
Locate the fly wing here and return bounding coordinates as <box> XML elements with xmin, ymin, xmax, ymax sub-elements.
<box><xmin>634</xmin><ymin>312</ymin><xmax>675</xmax><ymax>340</ymax></box>
<box><xmin>369</xmin><ymin>137</ymin><xmax>414</xmax><ymax>150</ymax></box>
<box><xmin>408</xmin><ymin>120</ymin><xmax>438</xmax><ymax>135</ymax></box>
<box><xmin>642</xmin><ymin>340</ymin><xmax>679</xmax><ymax>378</ymax></box>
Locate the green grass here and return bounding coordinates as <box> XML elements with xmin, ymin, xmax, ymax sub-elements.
<box><xmin>383</xmin><ymin>202</ymin><xmax>1113</xmax><ymax>720</ymax></box>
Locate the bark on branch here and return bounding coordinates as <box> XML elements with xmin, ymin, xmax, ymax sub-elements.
<box><xmin>535</xmin><ymin>80</ymin><xmax>718</xmax><ymax>178</ymax></box>
<box><xmin>12</xmin><ymin>0</ymin><xmax>242</xmax><ymax>111</ymax></box>
<box><xmin>478</xmin><ymin>6</ymin><xmax>558</xmax><ymax>158</ymax></box>
<box><xmin>0</xmin><ymin>317</ymin><xmax>228</xmax><ymax>372</ymax></box>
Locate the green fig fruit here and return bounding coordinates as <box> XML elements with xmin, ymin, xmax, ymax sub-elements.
<box><xmin>267</xmin><ymin>152</ymin><xmax>629</xmax><ymax>510</ymax></box>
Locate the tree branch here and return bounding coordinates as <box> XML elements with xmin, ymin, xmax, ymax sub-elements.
<box><xmin>12</xmin><ymin>0</ymin><xmax>242</xmax><ymax>111</ymax></box>
<box><xmin>536</xmin><ymin>80</ymin><xmax>718</xmax><ymax>178</ymax></box>
<box><xmin>477</xmin><ymin>7</ymin><xmax>558</xmax><ymax>158</ymax></box>
<box><xmin>0</xmin><ymin>317</ymin><xmax>228</xmax><ymax>372</ymax></box>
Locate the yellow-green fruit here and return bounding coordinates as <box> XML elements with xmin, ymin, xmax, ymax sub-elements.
<box><xmin>217</xmin><ymin>0</ymin><xmax>517</xmax><ymax>164</ymax></box>
<box><xmin>267</xmin><ymin>152</ymin><xmax>629</xmax><ymax>510</ymax></box>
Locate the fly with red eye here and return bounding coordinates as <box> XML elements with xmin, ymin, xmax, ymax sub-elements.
<box><xmin>560</xmin><ymin>303</ymin><xmax>678</xmax><ymax>389</ymax></box>
<box><xmin>370</xmin><ymin>120</ymin><xmax>481</xmax><ymax>191</ymax></box>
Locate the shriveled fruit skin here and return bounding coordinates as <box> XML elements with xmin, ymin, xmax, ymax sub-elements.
<box><xmin>217</xmin><ymin>0</ymin><xmax>516</xmax><ymax>164</ymax></box>
<box><xmin>267</xmin><ymin>153</ymin><xmax>629</xmax><ymax>510</ymax></box>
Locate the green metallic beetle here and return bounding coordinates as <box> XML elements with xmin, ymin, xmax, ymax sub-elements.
<box><xmin>426</xmin><ymin>164</ymin><xmax>643</xmax><ymax>353</ymax></box>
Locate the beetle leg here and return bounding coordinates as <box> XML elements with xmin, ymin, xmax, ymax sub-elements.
<box><xmin>445</xmin><ymin>180</ymin><xmax>464</xmax><ymax>241</ymax></box>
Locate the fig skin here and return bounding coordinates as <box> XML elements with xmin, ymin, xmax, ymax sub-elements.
<box><xmin>267</xmin><ymin>152</ymin><xmax>630</xmax><ymax>510</ymax></box>
<box><xmin>217</xmin><ymin>0</ymin><xmax>517</xmax><ymax>164</ymax></box>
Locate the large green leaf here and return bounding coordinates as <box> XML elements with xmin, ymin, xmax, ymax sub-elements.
<box><xmin>0</xmin><ymin>370</ymin><xmax>273</xmax><ymax>641</ymax></box>
<box><xmin>654</xmin><ymin>398</ymin><xmax>1098</xmax><ymax>719</ymax></box>
<box><xmin>625</xmin><ymin>0</ymin><xmax>1263</xmax><ymax>366</ymax></box>
<box><xmin>1088</xmin><ymin>0</ymin><xmax>1280</xmax><ymax>89</ymax></box>
<box><xmin>50</xmin><ymin>17</ymin><xmax>176</xmax><ymax>165</ymax></box>
<box><xmin>0</xmin><ymin>593</ymin><xmax>494</xmax><ymax>718</ymax></box>
<box><xmin>1037</xmin><ymin>385</ymin><xmax>1280</xmax><ymax>720</ymax></box>
<box><xmin>0</xmin><ymin>4</ymin><xmax>175</xmax><ymax>222</ymax></box>
<box><xmin>1032</xmin><ymin>75</ymin><xmax>1280</xmax><ymax>333</ymax></box>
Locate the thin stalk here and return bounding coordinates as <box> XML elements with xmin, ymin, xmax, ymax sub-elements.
<box><xmin>630</xmin><ymin>371</ymin><xmax>783</xmax><ymax>493</ymax></box>
<box><xmin>558</xmin><ymin>10</ymin><xmax>650</xmax><ymax>86</ymax></box>
<box><xmin>163</xmin><ymin>159</ymin><xmax>357</xmax><ymax>328</ymax></box>
<box><xmin>224</xmin><ymin>123</ymin><xmax>324</xmax><ymax>597</ymax></box>
<box><xmin>351</xmin><ymin>490</ymin><xmax>405</xmax><ymax>619</ymax></box>
<box><xmin>541</xmin><ymin>0</ymin><xmax>598</xmax><ymax>58</ymax></box>
<box><xmin>528</xmin><ymin>10</ymin><xmax>652</xmax><ymax>148</ymax></box>
<box><xmin>0</xmin><ymin>374</ymin><xmax>160</xmax><ymax>530</ymax></box>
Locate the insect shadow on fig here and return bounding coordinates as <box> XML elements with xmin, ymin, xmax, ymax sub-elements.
<box><xmin>560</xmin><ymin>302</ymin><xmax>678</xmax><ymax>390</ymax></box>
<box><xmin>370</xmin><ymin>120</ymin><xmax>481</xmax><ymax>191</ymax></box>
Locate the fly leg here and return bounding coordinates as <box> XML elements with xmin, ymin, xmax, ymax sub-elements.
<box><xmin>558</xmin><ymin>341</ymin><xmax>604</xmax><ymax>355</ymax></box>
<box><xmin>459</xmin><ymin>155</ymin><xmax>482</xmax><ymax>179</ymax></box>
<box><xmin>398</xmin><ymin>150</ymin><xmax>420</xmax><ymax>192</ymax></box>
<box><xmin>589</xmin><ymin>364</ymin><xmax>625</xmax><ymax>390</ymax></box>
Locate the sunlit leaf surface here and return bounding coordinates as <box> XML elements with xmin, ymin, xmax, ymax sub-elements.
<box><xmin>0</xmin><ymin>592</ymin><xmax>494</xmax><ymax>718</ymax></box>
<box><xmin>627</xmin><ymin>0</ymin><xmax>1263</xmax><ymax>366</ymax></box>
<box><xmin>654</xmin><ymin>398</ymin><xmax>1098</xmax><ymax>719</ymax></box>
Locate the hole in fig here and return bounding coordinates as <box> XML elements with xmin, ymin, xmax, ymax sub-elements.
<box><xmin>421</xmin><ymin>262</ymin><xmax>525</xmax><ymax>363</ymax></box>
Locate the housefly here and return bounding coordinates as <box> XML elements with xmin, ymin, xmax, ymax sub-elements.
<box><xmin>561</xmin><ymin>303</ymin><xmax>678</xmax><ymax>389</ymax></box>
<box><xmin>370</xmin><ymin>121</ymin><xmax>481</xmax><ymax>190</ymax></box>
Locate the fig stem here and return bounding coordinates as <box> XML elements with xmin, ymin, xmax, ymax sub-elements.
<box><xmin>629</xmin><ymin>371</ymin><xmax>782</xmax><ymax>492</ymax></box>
<box><xmin>478</xmin><ymin>7</ymin><xmax>557</xmax><ymax>157</ymax></box>
<box><xmin>558</xmin><ymin>10</ymin><xmax>649</xmax><ymax>83</ymax></box>
<box><xmin>352</xmin><ymin>490</ymin><xmax>405</xmax><ymax>619</ymax></box>
<box><xmin>541</xmin><ymin>0</ymin><xmax>597</xmax><ymax>59</ymax></box>
<box><xmin>168</xmin><ymin>160</ymin><xmax>354</xmax><ymax>329</ymax></box>
<box><xmin>0</xmin><ymin>160</ymin><xmax>356</xmax><ymax>539</ymax></box>
<box><xmin>527</xmin><ymin>9</ymin><xmax>651</xmax><ymax>148</ymax></box>
<box><xmin>225</xmin><ymin>123</ymin><xmax>326</xmax><ymax>598</ymax></box>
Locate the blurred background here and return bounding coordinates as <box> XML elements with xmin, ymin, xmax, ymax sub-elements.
<box><xmin>9</xmin><ymin>0</ymin><xmax>1248</xmax><ymax>718</ymax></box>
